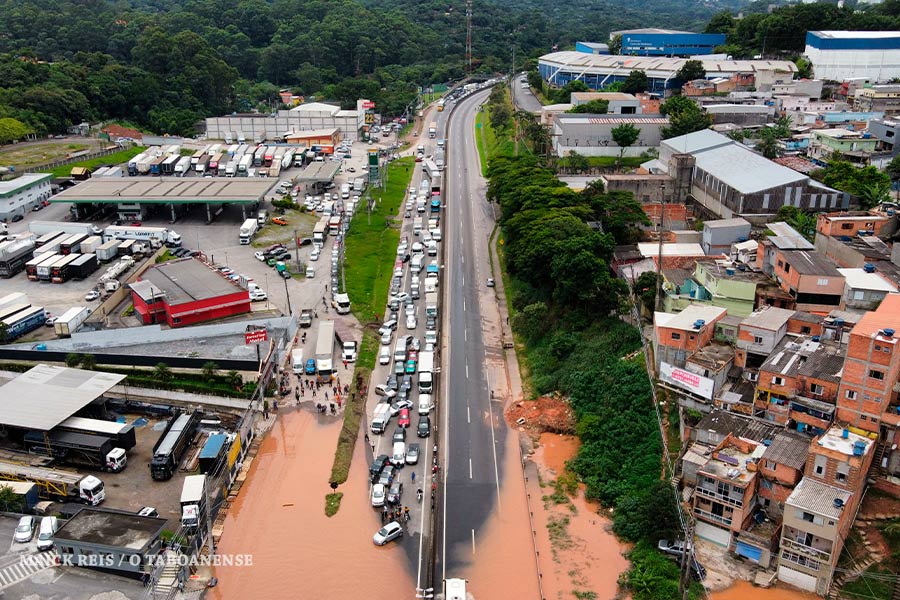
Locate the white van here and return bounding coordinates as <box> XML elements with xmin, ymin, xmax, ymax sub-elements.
<box><xmin>305</xmin><ymin>265</ymin><xmax>316</xmax><ymax>278</ymax></box>
<box><xmin>419</xmin><ymin>371</ymin><xmax>433</xmax><ymax>394</ymax></box>
<box><xmin>36</xmin><ymin>516</ymin><xmax>58</xmax><ymax>551</ymax></box>
<box><xmin>411</xmin><ymin>254</ymin><xmax>424</xmax><ymax>273</ymax></box>
<box><xmin>392</xmin><ymin>441</ymin><xmax>406</xmax><ymax>466</ymax></box>
<box><xmin>418</xmin><ymin>394</ymin><xmax>434</xmax><ymax>415</ymax></box>
<box><xmin>341</xmin><ymin>183</ymin><xmax>350</xmax><ymax>199</ymax></box>
<box><xmin>394</xmin><ymin>336</ymin><xmax>410</xmax><ymax>361</ymax></box>
<box><xmin>257</xmin><ymin>210</ymin><xmax>268</xmax><ymax>225</ymax></box>
<box><xmin>413</xmin><ymin>218</ymin><xmax>423</xmax><ymax>236</ymax></box>
<box><xmin>291</xmin><ymin>349</ymin><xmax>304</xmax><ymax>374</ymax></box>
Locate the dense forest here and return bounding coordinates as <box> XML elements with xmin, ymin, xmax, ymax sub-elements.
<box><xmin>0</xmin><ymin>0</ymin><xmax>760</xmax><ymax>138</ymax></box>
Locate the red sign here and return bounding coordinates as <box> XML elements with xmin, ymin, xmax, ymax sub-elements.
<box><xmin>362</xmin><ymin>101</ymin><xmax>376</xmax><ymax>109</ymax></box>
<box><xmin>244</xmin><ymin>329</ymin><xmax>268</xmax><ymax>345</ymax></box>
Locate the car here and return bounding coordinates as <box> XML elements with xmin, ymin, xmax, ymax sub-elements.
<box><xmin>305</xmin><ymin>359</ymin><xmax>317</xmax><ymax>375</ymax></box>
<box><xmin>393</xmin><ymin>360</ymin><xmax>405</xmax><ymax>375</ymax></box>
<box><xmin>405</xmin><ymin>360</ymin><xmax>417</xmax><ymax>374</ymax></box>
<box><xmin>379</xmin><ymin>319</ymin><xmax>398</xmax><ymax>335</ymax></box>
<box><xmin>373</xmin><ymin>521</ymin><xmax>404</xmax><ymax>546</ymax></box>
<box><xmin>378</xmin><ymin>465</ymin><xmax>396</xmax><ymax>486</ymax></box>
<box><xmin>386</xmin><ymin>374</ymin><xmax>399</xmax><ymax>391</ymax></box>
<box><xmin>405</xmin><ymin>304</ymin><xmax>416</xmax><ymax>318</ymax></box>
<box><xmin>11</xmin><ymin>214</ymin><xmax>23</xmax><ymax>222</ymax></box>
<box><xmin>405</xmin><ymin>443</ymin><xmax>420</xmax><ymax>465</ymax></box>
<box><xmin>310</xmin><ymin>248</ymin><xmax>320</xmax><ymax>261</ymax></box>
<box><xmin>387</xmin><ymin>480</ymin><xmax>403</xmax><ymax>505</ymax></box>
<box><xmin>412</xmin><ymin>242</ymin><xmax>424</xmax><ymax>254</ymax></box>
<box><xmin>410</xmin><ymin>337</ymin><xmax>421</xmax><ymax>351</ymax></box>
<box><xmin>405</xmin><ymin>315</ymin><xmax>417</xmax><ymax>330</ymax></box>
<box><xmin>374</xmin><ymin>383</ymin><xmax>397</xmax><ymax>398</ymax></box>
<box><xmin>280</xmin><ymin>269</ymin><xmax>291</xmax><ymax>279</ymax></box>
<box><xmin>44</xmin><ymin>315</ymin><xmax>58</xmax><ymax>327</ymax></box>
<box><xmin>13</xmin><ymin>515</ymin><xmax>35</xmax><ymax>543</ymax></box>
<box><xmin>305</xmin><ymin>266</ymin><xmax>315</xmax><ymax>278</ymax></box>
<box><xmin>425</xmin><ymin>315</ymin><xmax>437</xmax><ymax>330</ymax></box>
<box><xmin>272</xmin><ymin>217</ymin><xmax>288</xmax><ymax>226</ymax></box>
<box><xmin>371</xmin><ymin>483</ymin><xmax>386</xmax><ymax>507</ymax></box>
<box><xmin>657</xmin><ymin>539</ymin><xmax>692</xmax><ymax>559</ymax></box>
<box><xmin>392</xmin><ymin>428</ymin><xmax>407</xmax><ymax>443</ymax></box>
<box><xmin>424</xmin><ymin>342</ymin><xmax>435</xmax><ymax>353</ymax></box>
<box><xmin>389</xmin><ymin>399</ymin><xmax>413</xmax><ymax>415</ymax></box>
<box><xmin>84</xmin><ymin>290</ymin><xmax>101</xmax><ymax>301</ymax></box>
<box><xmin>380</xmin><ymin>331</ymin><xmax>393</xmax><ymax>347</ymax></box>
<box><xmin>391</xmin><ymin>292</ymin><xmax>409</xmax><ymax>304</ymax></box>
<box><xmin>400</xmin><ymin>375</ymin><xmax>413</xmax><ymax>393</ymax></box>
<box><xmin>31</xmin><ymin>204</ymin><xmax>43</xmax><ymax>212</ymax></box>
<box><xmin>137</xmin><ymin>507</ymin><xmax>159</xmax><ymax>518</ymax></box>
<box><xmin>298</xmin><ymin>237</ymin><xmax>313</xmax><ymax>246</ymax></box>
<box><xmin>369</xmin><ymin>454</ymin><xmax>390</xmax><ymax>482</ymax></box>
<box><xmin>250</xmin><ymin>289</ymin><xmax>268</xmax><ymax>302</ymax></box>
<box><xmin>253</xmin><ymin>251</ymin><xmax>267</xmax><ymax>262</ymax></box>
<box><xmin>398</xmin><ymin>408</ymin><xmax>411</xmax><ymax>428</ymax></box>
<box><xmin>417</xmin><ymin>415</ymin><xmax>431</xmax><ymax>437</ymax></box>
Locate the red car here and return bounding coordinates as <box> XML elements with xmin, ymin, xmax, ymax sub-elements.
<box><xmin>398</xmin><ymin>408</ymin><xmax>410</xmax><ymax>428</ymax></box>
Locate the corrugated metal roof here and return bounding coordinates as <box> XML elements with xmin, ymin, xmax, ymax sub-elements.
<box><xmin>786</xmin><ymin>477</ymin><xmax>852</xmax><ymax>518</ymax></box>
<box><xmin>0</xmin><ymin>365</ymin><xmax>125</xmax><ymax>430</ymax></box>
<box><xmin>692</xmin><ymin>142</ymin><xmax>807</xmax><ymax>195</ymax></box>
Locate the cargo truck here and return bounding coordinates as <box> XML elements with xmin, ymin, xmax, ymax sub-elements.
<box><xmin>174</xmin><ymin>156</ymin><xmax>192</xmax><ymax>176</ymax></box>
<box><xmin>333</xmin><ymin>319</ymin><xmax>357</xmax><ymax>361</ymax></box>
<box><xmin>0</xmin><ymin>238</ymin><xmax>36</xmax><ymax>278</ymax></box>
<box><xmin>26</xmin><ymin>254</ymin><xmax>56</xmax><ymax>280</ymax></box>
<box><xmin>428</xmin><ymin>122</ymin><xmax>437</xmax><ymax>138</ymax></box>
<box><xmin>30</xmin><ymin>221</ymin><xmax>103</xmax><ymax>237</ymax></box>
<box><xmin>79</xmin><ymin>236</ymin><xmax>101</xmax><ymax>254</ymax></box>
<box><xmin>332</xmin><ymin>293</ymin><xmax>352</xmax><ymax>316</ymax></box>
<box><xmin>199</xmin><ymin>434</ymin><xmax>229</xmax><ymax>474</ymax></box>
<box><xmin>68</xmin><ymin>253</ymin><xmax>99</xmax><ymax>280</ymax></box>
<box><xmin>23</xmin><ymin>430</ymin><xmax>127</xmax><ymax>473</ymax></box>
<box><xmin>194</xmin><ymin>154</ymin><xmax>211</xmax><ymax>174</ymax></box>
<box><xmin>37</xmin><ymin>254</ymin><xmax>65</xmax><ymax>281</ymax></box>
<box><xmin>0</xmin><ymin>460</ymin><xmax>105</xmax><ymax>504</ymax></box>
<box><xmin>127</xmin><ymin>153</ymin><xmax>147</xmax><ymax>176</ymax></box>
<box><xmin>54</xmin><ymin>306</ymin><xmax>90</xmax><ymax>337</ymax></box>
<box><xmin>94</xmin><ymin>240</ymin><xmax>121</xmax><ymax>262</ymax></box>
<box><xmin>239</xmin><ymin>218</ymin><xmax>258</xmax><ymax>245</ymax></box>
<box><xmin>313</xmin><ymin>218</ymin><xmax>328</xmax><ymax>244</ymax></box>
<box><xmin>103</xmin><ymin>225</ymin><xmax>182</xmax><ymax>247</ymax></box>
<box><xmin>50</xmin><ymin>254</ymin><xmax>81</xmax><ymax>283</ymax></box>
<box><xmin>425</xmin><ymin>292</ymin><xmax>438</xmax><ymax>318</ymax></box>
<box><xmin>2</xmin><ymin>306</ymin><xmax>46</xmax><ymax>341</ymax></box>
<box><xmin>58</xmin><ymin>416</ymin><xmax>137</xmax><ymax>451</ymax></box>
<box><xmin>225</xmin><ymin>160</ymin><xmax>237</xmax><ymax>177</ymax></box>
<box><xmin>59</xmin><ymin>233</ymin><xmax>88</xmax><ymax>255</ymax></box>
<box><xmin>180</xmin><ymin>474</ymin><xmax>206</xmax><ymax>529</ymax></box>
<box><xmin>418</xmin><ymin>351</ymin><xmax>434</xmax><ymax>393</ymax></box>
<box><xmin>299</xmin><ymin>308</ymin><xmax>314</xmax><ymax>328</ymax></box>
<box><xmin>238</xmin><ymin>154</ymin><xmax>252</xmax><ymax>176</ymax></box>
<box><xmin>315</xmin><ymin>320</ymin><xmax>335</xmax><ymax>381</ymax></box>
<box><xmin>150</xmin><ymin>411</ymin><xmax>199</xmax><ymax>481</ymax></box>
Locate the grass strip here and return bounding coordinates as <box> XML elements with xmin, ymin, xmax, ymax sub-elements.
<box><xmin>42</xmin><ymin>146</ymin><xmax>146</xmax><ymax>177</ymax></box>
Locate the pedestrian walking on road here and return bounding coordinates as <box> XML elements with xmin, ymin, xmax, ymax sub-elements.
<box><xmin>324</xmin><ymin>391</ymin><xmax>329</xmax><ymax>401</ymax></box>
<box><xmin>295</xmin><ymin>389</ymin><xmax>300</xmax><ymax>404</ymax></box>
<box><xmin>364</xmin><ymin>433</ymin><xmax>370</xmax><ymax>443</ymax></box>
<box><xmin>411</xmin><ymin>471</ymin><xmax>415</xmax><ymax>483</ymax></box>
<box><xmin>343</xmin><ymin>359</ymin><xmax>348</xmax><ymax>369</ymax></box>
<box><xmin>382</xmin><ymin>507</ymin><xmax>388</xmax><ymax>523</ymax></box>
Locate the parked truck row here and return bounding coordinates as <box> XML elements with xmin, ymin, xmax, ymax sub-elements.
<box><xmin>128</xmin><ymin>143</ymin><xmax>306</xmax><ymax>179</ymax></box>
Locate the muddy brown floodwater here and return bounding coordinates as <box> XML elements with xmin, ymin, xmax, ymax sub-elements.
<box><xmin>711</xmin><ymin>580</ymin><xmax>819</xmax><ymax>600</ymax></box>
<box><xmin>210</xmin><ymin>408</ymin><xmax>413</xmax><ymax>598</ymax></box>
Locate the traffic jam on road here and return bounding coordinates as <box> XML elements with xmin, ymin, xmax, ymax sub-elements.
<box><xmin>369</xmin><ymin>139</ymin><xmax>445</xmax><ymax>548</ymax></box>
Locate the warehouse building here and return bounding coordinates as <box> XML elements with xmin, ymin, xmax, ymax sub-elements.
<box><xmin>805</xmin><ymin>31</ymin><xmax>900</xmax><ymax>82</ymax></box>
<box><xmin>610</xmin><ymin>29</ymin><xmax>726</xmax><ymax>57</ymax></box>
<box><xmin>205</xmin><ymin>100</ymin><xmax>371</xmax><ymax>143</ymax></box>
<box><xmin>552</xmin><ymin>113</ymin><xmax>669</xmax><ymax>157</ymax></box>
<box><xmin>0</xmin><ymin>174</ymin><xmax>52</xmax><ymax>222</ymax></box>
<box><xmin>537</xmin><ymin>52</ymin><xmax>797</xmax><ymax>94</ymax></box>
<box><xmin>129</xmin><ymin>258</ymin><xmax>251</xmax><ymax>327</ymax></box>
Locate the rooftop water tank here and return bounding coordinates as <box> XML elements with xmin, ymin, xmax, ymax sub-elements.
<box><xmin>864</xmin><ymin>263</ymin><xmax>876</xmax><ymax>273</ymax></box>
<box><xmin>693</xmin><ymin>319</ymin><xmax>706</xmax><ymax>329</ymax></box>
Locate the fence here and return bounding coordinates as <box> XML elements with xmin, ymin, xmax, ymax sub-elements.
<box><xmin>23</xmin><ymin>145</ymin><xmax>127</xmax><ymax>173</ymax></box>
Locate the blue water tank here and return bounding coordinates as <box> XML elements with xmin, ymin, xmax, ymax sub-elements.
<box><xmin>842</xmin><ymin>428</ymin><xmax>850</xmax><ymax>439</ymax></box>
<box><xmin>864</xmin><ymin>263</ymin><xmax>876</xmax><ymax>273</ymax></box>
<box><xmin>726</xmin><ymin>268</ymin><xmax>735</xmax><ymax>276</ymax></box>
<box><xmin>693</xmin><ymin>319</ymin><xmax>706</xmax><ymax>329</ymax></box>
<box><xmin>884</xmin><ymin>328</ymin><xmax>896</xmax><ymax>338</ymax></box>
<box><xmin>853</xmin><ymin>440</ymin><xmax>866</xmax><ymax>456</ymax></box>
<box><xmin>812</xmin><ymin>336</ymin><xmax>821</xmax><ymax>342</ymax></box>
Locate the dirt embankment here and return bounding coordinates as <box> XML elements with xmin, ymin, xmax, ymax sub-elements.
<box><xmin>505</xmin><ymin>394</ymin><xmax>576</xmax><ymax>436</ymax></box>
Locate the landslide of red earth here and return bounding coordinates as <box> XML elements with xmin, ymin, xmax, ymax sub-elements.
<box><xmin>505</xmin><ymin>394</ymin><xmax>576</xmax><ymax>435</ymax></box>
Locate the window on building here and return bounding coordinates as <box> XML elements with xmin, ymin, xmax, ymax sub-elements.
<box><xmin>777</xmin><ymin>260</ymin><xmax>784</xmax><ymax>268</ymax></box>
<box><xmin>785</xmin><ymin>263</ymin><xmax>791</xmax><ymax>273</ymax></box>
<box><xmin>836</xmin><ymin>464</ymin><xmax>849</xmax><ymax>484</ymax></box>
<box><xmin>671</xmin><ymin>332</ymin><xmax>681</xmax><ymax>340</ymax></box>
<box><xmin>772</xmin><ymin>376</ymin><xmax>784</xmax><ymax>386</ymax></box>
<box><xmin>814</xmin><ymin>455</ymin><xmax>827</xmax><ymax>476</ymax></box>
<box><xmin>754</xmin><ymin>336</ymin><xmax>763</xmax><ymax>344</ymax></box>
<box><xmin>810</xmin><ymin>383</ymin><xmax>824</xmax><ymax>396</ymax></box>
<box><xmin>801</xmin><ymin>511</ymin><xmax>815</xmax><ymax>523</ymax></box>
<box><xmin>840</xmin><ymin>223</ymin><xmax>853</xmax><ymax>230</ymax></box>
<box><xmin>853</xmin><ymin>291</ymin><xmax>865</xmax><ymax>300</ymax></box>
<box><xmin>801</xmin><ymin>326</ymin><xmax>811</xmax><ymax>334</ymax></box>
<box><xmin>817</xmin><ymin>278</ymin><xmax>830</xmax><ymax>286</ymax></box>
<box><xmin>870</xmin><ymin>369</ymin><xmax>885</xmax><ymax>380</ymax></box>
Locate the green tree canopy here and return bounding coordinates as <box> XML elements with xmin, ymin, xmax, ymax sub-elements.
<box><xmin>567</xmin><ymin>99</ymin><xmax>609</xmax><ymax>114</ymax></box>
<box><xmin>675</xmin><ymin>60</ymin><xmax>706</xmax><ymax>85</ymax></box>
<box><xmin>611</xmin><ymin>123</ymin><xmax>641</xmax><ymax>158</ymax></box>
<box><xmin>660</xmin><ymin>96</ymin><xmax>712</xmax><ymax>139</ymax></box>
<box><xmin>621</xmin><ymin>70</ymin><xmax>649</xmax><ymax>94</ymax></box>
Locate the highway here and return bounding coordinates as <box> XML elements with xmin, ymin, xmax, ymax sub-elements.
<box><xmin>437</xmin><ymin>88</ymin><xmax>505</xmax><ymax>579</ymax></box>
<box><xmin>511</xmin><ymin>75</ymin><xmax>543</xmax><ymax>113</ymax></box>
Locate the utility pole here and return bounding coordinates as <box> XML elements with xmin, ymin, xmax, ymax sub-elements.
<box><xmin>283</xmin><ymin>276</ymin><xmax>293</xmax><ymax>316</ymax></box>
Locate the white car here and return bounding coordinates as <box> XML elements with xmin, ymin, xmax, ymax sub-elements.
<box><xmin>250</xmin><ymin>289</ymin><xmax>268</xmax><ymax>302</ymax></box>
<box><xmin>381</xmin><ymin>331</ymin><xmax>393</xmax><ymax>346</ymax></box>
<box><xmin>411</xmin><ymin>242</ymin><xmax>424</xmax><ymax>254</ymax></box>
<box><xmin>379</xmin><ymin>346</ymin><xmax>391</xmax><ymax>364</ymax></box>
<box><xmin>371</xmin><ymin>483</ymin><xmax>386</xmax><ymax>507</ymax></box>
<box><xmin>406</xmin><ymin>315</ymin><xmax>417</xmax><ymax>330</ymax></box>
<box><xmin>405</xmin><ymin>304</ymin><xmax>416</xmax><ymax>318</ymax></box>
<box><xmin>84</xmin><ymin>290</ymin><xmax>101</xmax><ymax>301</ymax></box>
<box><xmin>13</xmin><ymin>516</ymin><xmax>34</xmax><ymax>543</ymax></box>
<box><xmin>310</xmin><ymin>248</ymin><xmax>320</xmax><ymax>261</ymax></box>
<box><xmin>254</xmin><ymin>251</ymin><xmax>266</xmax><ymax>262</ymax></box>
<box><xmin>373</xmin><ymin>521</ymin><xmax>403</xmax><ymax>546</ymax></box>
<box><xmin>432</xmin><ymin>228</ymin><xmax>442</xmax><ymax>241</ymax></box>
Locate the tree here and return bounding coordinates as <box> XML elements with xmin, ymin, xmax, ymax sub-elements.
<box><xmin>660</xmin><ymin>96</ymin><xmax>712</xmax><ymax>139</ymax></box>
<box><xmin>608</xmin><ymin>35</ymin><xmax>623</xmax><ymax>55</ymax></box>
<box><xmin>581</xmin><ymin>180</ymin><xmax>650</xmax><ymax>244</ymax></box>
<box><xmin>814</xmin><ymin>160</ymin><xmax>891</xmax><ymax>199</ymax></box>
<box><xmin>65</xmin><ymin>353</ymin><xmax>81</xmax><ymax>367</ymax></box>
<box><xmin>705</xmin><ymin>11</ymin><xmax>735</xmax><ymax>34</ymax></box>
<box><xmin>0</xmin><ymin>118</ymin><xmax>32</xmax><ymax>144</ymax></box>
<box><xmin>621</xmin><ymin>70</ymin><xmax>649</xmax><ymax>94</ymax></box>
<box><xmin>0</xmin><ymin>484</ymin><xmax>24</xmax><ymax>513</ymax></box>
<box><xmin>794</xmin><ymin>57</ymin><xmax>813</xmax><ymax>79</ymax></box>
<box><xmin>80</xmin><ymin>354</ymin><xmax>96</xmax><ymax>370</ymax></box>
<box><xmin>857</xmin><ymin>182</ymin><xmax>892</xmax><ymax>210</ymax></box>
<box><xmin>153</xmin><ymin>362</ymin><xmax>173</xmax><ymax>383</ymax></box>
<box><xmin>226</xmin><ymin>370</ymin><xmax>243</xmax><ymax>389</ymax></box>
<box><xmin>675</xmin><ymin>60</ymin><xmax>705</xmax><ymax>86</ymax></box>
<box><xmin>202</xmin><ymin>361</ymin><xmax>219</xmax><ymax>382</ymax></box>
<box><xmin>567</xmin><ymin>99</ymin><xmax>609</xmax><ymax>114</ymax></box>
<box><xmin>886</xmin><ymin>156</ymin><xmax>900</xmax><ymax>201</ymax></box>
<box><xmin>611</xmin><ymin>123</ymin><xmax>641</xmax><ymax>159</ymax></box>
<box><xmin>552</xmin><ymin>79</ymin><xmax>589</xmax><ymax>103</ymax></box>
<box><xmin>566</xmin><ymin>150</ymin><xmax>589</xmax><ymax>174</ymax></box>
<box><xmin>632</xmin><ymin>271</ymin><xmax>659</xmax><ymax>313</ymax></box>
<box><xmin>754</xmin><ymin>129</ymin><xmax>780</xmax><ymax>159</ymax></box>
<box><xmin>777</xmin><ymin>206</ymin><xmax>817</xmax><ymax>241</ymax></box>
<box><xmin>490</xmin><ymin>101</ymin><xmax>511</xmax><ymax>130</ymax></box>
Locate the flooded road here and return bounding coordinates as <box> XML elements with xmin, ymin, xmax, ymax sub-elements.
<box><xmin>211</xmin><ymin>408</ymin><xmax>413</xmax><ymax>598</ymax></box>
<box><xmin>712</xmin><ymin>580</ymin><xmax>819</xmax><ymax>600</ymax></box>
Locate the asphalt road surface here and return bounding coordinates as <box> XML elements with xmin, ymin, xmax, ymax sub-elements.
<box><xmin>438</xmin><ymin>88</ymin><xmax>504</xmax><ymax>580</ymax></box>
<box><xmin>511</xmin><ymin>76</ymin><xmax>543</xmax><ymax>113</ymax></box>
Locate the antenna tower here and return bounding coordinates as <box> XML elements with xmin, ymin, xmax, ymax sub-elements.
<box><xmin>465</xmin><ymin>0</ymin><xmax>473</xmax><ymax>74</ymax></box>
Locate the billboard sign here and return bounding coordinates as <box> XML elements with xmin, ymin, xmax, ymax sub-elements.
<box><xmin>660</xmin><ymin>362</ymin><xmax>714</xmax><ymax>400</ymax></box>
<box><xmin>362</xmin><ymin>101</ymin><xmax>376</xmax><ymax>109</ymax></box>
<box><xmin>244</xmin><ymin>329</ymin><xmax>268</xmax><ymax>345</ymax></box>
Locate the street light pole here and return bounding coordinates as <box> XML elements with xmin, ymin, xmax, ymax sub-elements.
<box><xmin>283</xmin><ymin>275</ymin><xmax>293</xmax><ymax>316</ymax></box>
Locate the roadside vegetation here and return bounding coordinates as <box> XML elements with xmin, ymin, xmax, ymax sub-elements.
<box><xmin>327</xmin><ymin>157</ymin><xmax>413</xmax><ymax>508</ymax></box>
<box><xmin>481</xmin><ymin>83</ymin><xmax>702</xmax><ymax>599</ymax></box>
<box><xmin>42</xmin><ymin>145</ymin><xmax>146</xmax><ymax>177</ymax></box>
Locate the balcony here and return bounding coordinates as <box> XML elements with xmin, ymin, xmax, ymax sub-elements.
<box><xmin>695</xmin><ymin>507</ymin><xmax>733</xmax><ymax>527</ymax></box>
<box><xmin>695</xmin><ymin>484</ymin><xmax>745</xmax><ymax>508</ymax></box>
<box><xmin>781</xmin><ymin>537</ymin><xmax>833</xmax><ymax>563</ymax></box>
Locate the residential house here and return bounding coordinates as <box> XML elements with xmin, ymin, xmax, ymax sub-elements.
<box><xmin>854</xmin><ymin>84</ymin><xmax>900</xmax><ymax>116</ymax></box>
<box><xmin>867</xmin><ymin>117</ymin><xmax>900</xmax><ymax>156</ymax></box>
<box><xmin>758</xmin><ymin>431</ymin><xmax>811</xmax><ymax>518</ymax></box>
<box><xmin>836</xmin><ymin>292</ymin><xmax>900</xmax><ymax>434</ymax></box>
<box><xmin>570</xmin><ymin>92</ymin><xmax>642</xmax><ymax>114</ymax></box>
<box><xmin>777</xmin><ymin>427</ymin><xmax>874</xmax><ymax>594</ymax></box>
<box><xmin>692</xmin><ymin>433</ymin><xmax>764</xmax><ymax>547</ymax></box>
<box><xmin>667</xmin><ymin>258</ymin><xmax>779</xmax><ymax>318</ymax></box>
<box><xmin>552</xmin><ymin>113</ymin><xmax>669</xmax><ymax>158</ymax></box>
<box><xmin>787</xmin><ymin>311</ymin><xmax>825</xmax><ymax>338</ymax></box>
<box><xmin>815</xmin><ymin>211</ymin><xmax>892</xmax><ymax>239</ymax></box>
<box><xmin>683</xmin><ymin>78</ymin><xmax>735</xmax><ymax>96</ymax></box>
<box><xmin>807</xmin><ymin>129</ymin><xmax>879</xmax><ymax>166</ymax></box>
<box><xmin>702</xmin><ymin>218</ymin><xmax>752</xmax><ymax>256</ymax></box>
<box><xmin>662</xmin><ymin>342</ymin><xmax>735</xmax><ymax>414</ymax></box>
<box><xmin>837</xmin><ymin>267</ymin><xmax>898</xmax><ymax>310</ymax></box>
<box><xmin>754</xmin><ymin>336</ymin><xmax>845</xmax><ymax>435</ymax></box>
<box><xmin>736</xmin><ymin>306</ymin><xmax>795</xmax><ymax>371</ymax></box>
<box><xmin>654</xmin><ymin>305</ymin><xmax>728</xmax><ymax>370</ymax></box>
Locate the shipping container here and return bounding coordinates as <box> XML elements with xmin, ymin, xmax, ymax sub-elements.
<box><xmin>2</xmin><ymin>306</ymin><xmax>46</xmax><ymax>341</ymax></box>
<box><xmin>59</xmin><ymin>233</ymin><xmax>88</xmax><ymax>255</ymax></box>
<box><xmin>68</xmin><ymin>253</ymin><xmax>99</xmax><ymax>279</ymax></box>
<box><xmin>50</xmin><ymin>253</ymin><xmax>81</xmax><ymax>283</ymax></box>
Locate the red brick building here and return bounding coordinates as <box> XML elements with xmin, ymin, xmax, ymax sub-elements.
<box><xmin>128</xmin><ymin>258</ymin><xmax>250</xmax><ymax>328</ymax></box>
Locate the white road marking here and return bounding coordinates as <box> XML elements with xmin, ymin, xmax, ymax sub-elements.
<box><xmin>469</xmin><ymin>458</ymin><xmax>473</xmax><ymax>479</ymax></box>
<box><xmin>467</xmin><ymin>405</ymin><xmax>470</xmax><ymax>423</ymax></box>
<box><xmin>472</xmin><ymin>529</ymin><xmax>476</xmax><ymax>554</ymax></box>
